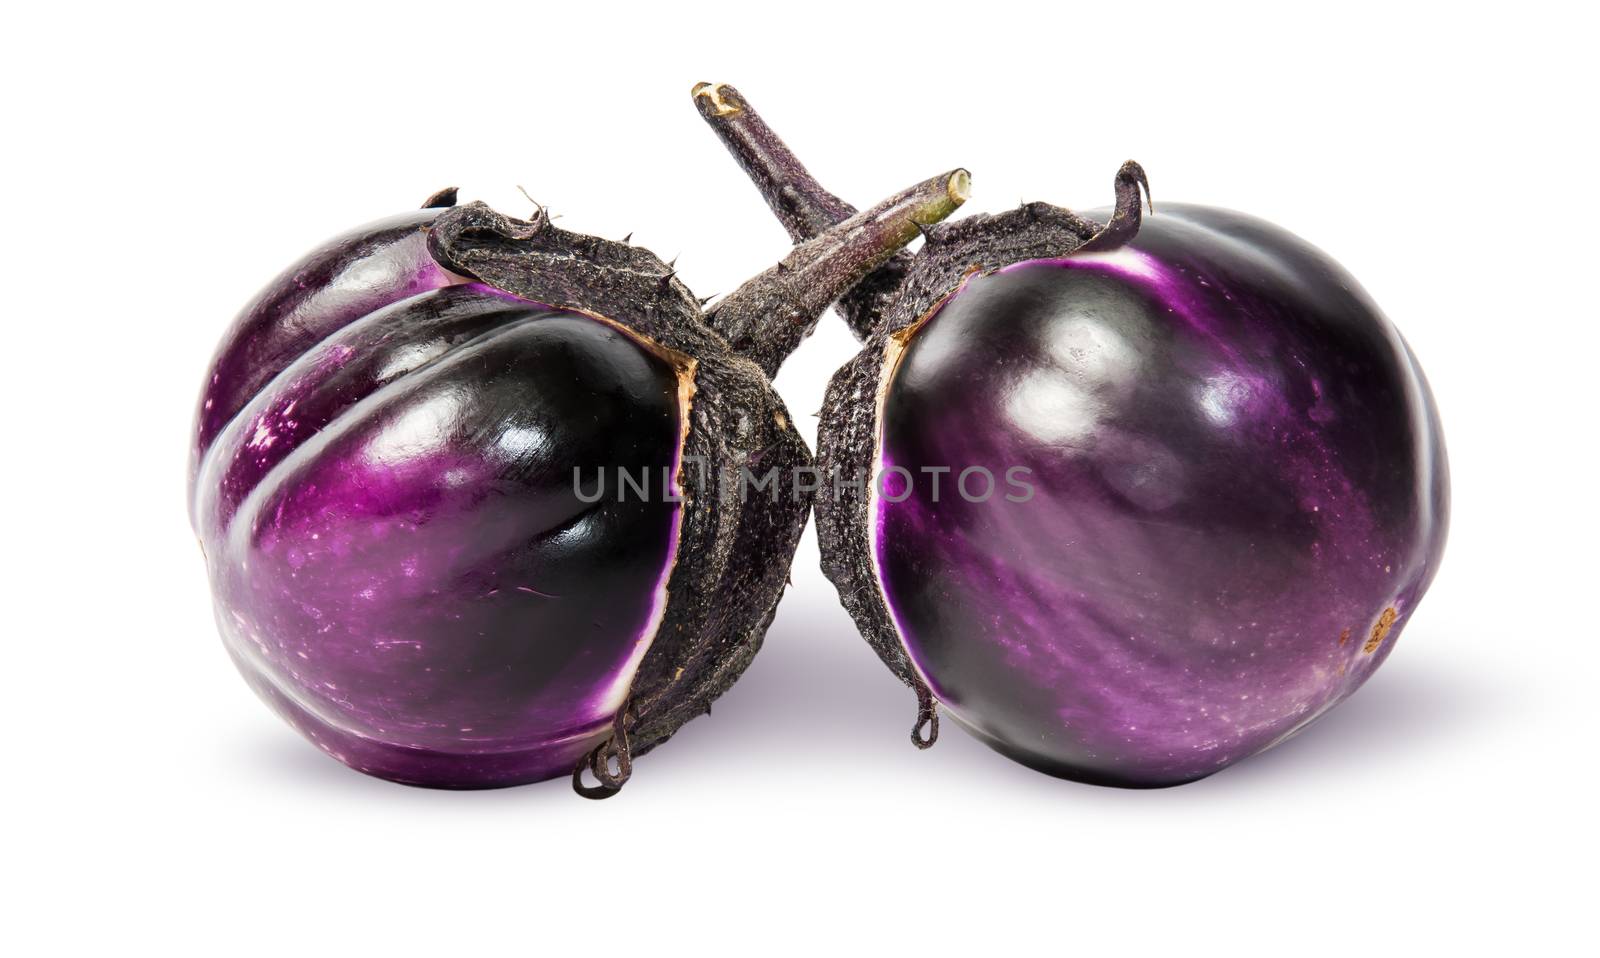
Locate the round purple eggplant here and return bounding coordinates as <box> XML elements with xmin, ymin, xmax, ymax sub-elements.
<box><xmin>698</xmin><ymin>83</ymin><xmax>1448</xmax><ymax>787</ymax></box>
<box><xmin>189</xmin><ymin>174</ymin><xmax>967</xmax><ymax>796</ymax></box>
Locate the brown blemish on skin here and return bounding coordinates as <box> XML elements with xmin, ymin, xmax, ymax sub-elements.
<box><xmin>1338</xmin><ymin>628</ymin><xmax>1351</xmax><ymax>647</ymax></box>
<box><xmin>1363</xmin><ymin>607</ymin><xmax>1398</xmax><ymax>654</ymax></box>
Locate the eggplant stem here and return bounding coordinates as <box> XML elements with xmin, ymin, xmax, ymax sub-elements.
<box><xmin>692</xmin><ymin>82</ymin><xmax>857</xmax><ymax>243</ymax></box>
<box><xmin>709</xmin><ymin>168</ymin><xmax>969</xmax><ymax>378</ymax></box>
<box><xmin>694</xmin><ymin>82</ymin><xmax>954</xmax><ymax>344</ymax></box>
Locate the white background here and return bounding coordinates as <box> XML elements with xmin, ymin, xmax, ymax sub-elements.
<box><xmin>6</xmin><ymin>2</ymin><xmax>1596</xmax><ymax>954</ymax></box>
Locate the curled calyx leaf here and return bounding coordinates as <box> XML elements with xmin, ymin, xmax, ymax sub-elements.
<box><xmin>911</xmin><ymin>677</ymin><xmax>940</xmax><ymax>750</ymax></box>
<box><xmin>1077</xmin><ymin>160</ymin><xmax>1152</xmax><ymax>253</ymax></box>
<box><xmin>572</xmin><ymin>705</ymin><xmax>635</xmax><ymax>800</ymax></box>
<box><xmin>420</xmin><ymin>186</ymin><xmax>459</xmax><ymax>209</ymax></box>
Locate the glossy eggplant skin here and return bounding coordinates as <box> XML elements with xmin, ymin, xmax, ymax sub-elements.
<box><xmin>190</xmin><ymin>220</ymin><xmax>685</xmax><ymax>788</ymax></box>
<box><xmin>874</xmin><ymin>204</ymin><xmax>1448</xmax><ymax>786</ymax></box>
<box><xmin>190</xmin><ymin>210</ymin><xmax>461</xmax><ymax>487</ymax></box>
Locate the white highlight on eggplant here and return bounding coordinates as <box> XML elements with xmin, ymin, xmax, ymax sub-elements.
<box><xmin>495</xmin><ymin>423</ymin><xmax>548</xmax><ymax>461</ymax></box>
<box><xmin>362</xmin><ymin>391</ymin><xmax>465</xmax><ymax>464</ymax></box>
<box><xmin>1062</xmin><ymin>246</ymin><xmax>1165</xmax><ymax>282</ymax></box>
<box><xmin>1007</xmin><ymin>314</ymin><xmax>1144</xmax><ymax>447</ymax></box>
<box><xmin>1198</xmin><ymin>372</ymin><xmax>1255</xmax><ymax>426</ymax></box>
<box><xmin>373</xmin><ymin>342</ymin><xmax>450</xmax><ymax>382</ymax></box>
<box><xmin>1006</xmin><ymin>371</ymin><xmax>1099</xmax><ymax>445</ymax></box>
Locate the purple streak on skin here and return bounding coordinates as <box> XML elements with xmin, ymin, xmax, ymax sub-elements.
<box><xmin>873</xmin><ymin>204</ymin><xmax>1448</xmax><ymax>787</ymax></box>
<box><xmin>191</xmin><ymin>221</ymin><xmax>686</xmax><ymax>788</ymax></box>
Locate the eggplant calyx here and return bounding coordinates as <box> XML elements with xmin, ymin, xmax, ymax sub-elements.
<box><xmin>426</xmin><ymin>201</ymin><xmax>702</xmax><ymax>324</ymax></box>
